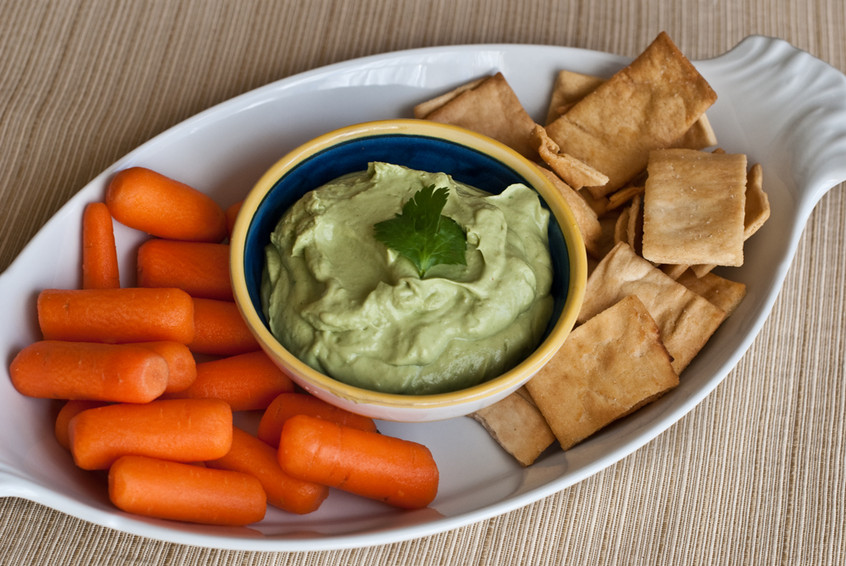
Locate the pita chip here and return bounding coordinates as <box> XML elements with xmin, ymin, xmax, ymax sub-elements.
<box><xmin>418</xmin><ymin>72</ymin><xmax>538</xmax><ymax>158</ymax></box>
<box><xmin>526</xmin><ymin>295</ymin><xmax>678</xmax><ymax>451</ymax></box>
<box><xmin>545</xmin><ymin>32</ymin><xmax>717</xmax><ymax>198</ymax></box>
<box><xmin>642</xmin><ymin>149</ymin><xmax>748</xmax><ymax>267</ymax></box>
<box><xmin>413</xmin><ymin>77</ymin><xmax>487</xmax><ymax>119</ymax></box>
<box><xmin>744</xmin><ymin>163</ymin><xmax>770</xmax><ymax>238</ymax></box>
<box><xmin>676</xmin><ymin>269</ymin><xmax>747</xmax><ymax>316</ymax></box>
<box><xmin>471</xmin><ymin>387</ymin><xmax>556</xmax><ymax>466</ymax></box>
<box><xmin>531</xmin><ymin>125</ymin><xmax>610</xmax><ymax>190</ymax></box>
<box><xmin>546</xmin><ymin>68</ymin><xmax>718</xmax><ymax>151</ymax></box>
<box><xmin>578</xmin><ymin>241</ymin><xmax>726</xmax><ymax>373</ymax></box>
<box><xmin>682</xmin><ymin>162</ymin><xmax>769</xmax><ymax>278</ymax></box>
<box><xmin>537</xmin><ymin>166</ymin><xmax>604</xmax><ymax>258</ymax></box>
<box><xmin>545</xmin><ymin>69</ymin><xmax>606</xmax><ymax>124</ymax></box>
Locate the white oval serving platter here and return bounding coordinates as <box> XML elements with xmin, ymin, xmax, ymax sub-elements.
<box><xmin>1</xmin><ymin>35</ymin><xmax>845</xmax><ymax>551</ymax></box>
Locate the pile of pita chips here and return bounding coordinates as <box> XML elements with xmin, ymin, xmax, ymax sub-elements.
<box><xmin>412</xmin><ymin>32</ymin><xmax>770</xmax><ymax>466</ymax></box>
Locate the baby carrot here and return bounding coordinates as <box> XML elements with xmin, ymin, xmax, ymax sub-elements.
<box><xmin>130</xmin><ymin>340</ymin><xmax>197</xmax><ymax>393</ymax></box>
<box><xmin>68</xmin><ymin>398</ymin><xmax>232</xmax><ymax>470</ymax></box>
<box><xmin>257</xmin><ymin>392</ymin><xmax>377</xmax><ymax>448</ymax></box>
<box><xmin>207</xmin><ymin>427</ymin><xmax>328</xmax><ymax>514</ymax></box>
<box><xmin>189</xmin><ymin>298</ymin><xmax>259</xmax><ymax>356</ymax></box>
<box><xmin>81</xmin><ymin>202</ymin><xmax>120</xmax><ymax>289</ymax></box>
<box><xmin>278</xmin><ymin>415</ymin><xmax>439</xmax><ymax>509</ymax></box>
<box><xmin>164</xmin><ymin>350</ymin><xmax>293</xmax><ymax>411</ymax></box>
<box><xmin>37</xmin><ymin>287</ymin><xmax>195</xmax><ymax>345</ymax></box>
<box><xmin>137</xmin><ymin>239</ymin><xmax>232</xmax><ymax>300</ymax></box>
<box><xmin>106</xmin><ymin>167</ymin><xmax>227</xmax><ymax>242</ymax></box>
<box><xmin>10</xmin><ymin>340</ymin><xmax>168</xmax><ymax>403</ymax></box>
<box><xmin>54</xmin><ymin>400</ymin><xmax>108</xmax><ymax>450</ymax></box>
<box><xmin>225</xmin><ymin>200</ymin><xmax>242</xmax><ymax>236</ymax></box>
<box><xmin>109</xmin><ymin>455</ymin><xmax>266</xmax><ymax>526</ymax></box>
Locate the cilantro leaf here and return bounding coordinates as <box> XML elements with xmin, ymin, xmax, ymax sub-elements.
<box><xmin>373</xmin><ymin>185</ymin><xmax>467</xmax><ymax>278</ymax></box>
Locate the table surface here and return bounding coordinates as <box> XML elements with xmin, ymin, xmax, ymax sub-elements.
<box><xmin>1</xmin><ymin>1</ymin><xmax>844</xmax><ymax>564</ymax></box>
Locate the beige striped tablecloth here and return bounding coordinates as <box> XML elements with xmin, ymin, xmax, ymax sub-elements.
<box><xmin>1</xmin><ymin>1</ymin><xmax>844</xmax><ymax>564</ymax></box>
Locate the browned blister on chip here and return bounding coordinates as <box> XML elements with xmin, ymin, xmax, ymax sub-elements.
<box><xmin>545</xmin><ymin>32</ymin><xmax>717</xmax><ymax>198</ymax></box>
<box><xmin>642</xmin><ymin>149</ymin><xmax>747</xmax><ymax>267</ymax></box>
<box><xmin>471</xmin><ymin>387</ymin><xmax>556</xmax><ymax>466</ymax></box>
<box><xmin>418</xmin><ymin>72</ymin><xmax>538</xmax><ymax>158</ymax></box>
<box><xmin>526</xmin><ymin>295</ymin><xmax>679</xmax><ymax>451</ymax></box>
<box><xmin>578</xmin><ymin>242</ymin><xmax>726</xmax><ymax>373</ymax></box>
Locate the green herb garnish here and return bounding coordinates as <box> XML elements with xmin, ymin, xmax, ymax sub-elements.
<box><xmin>373</xmin><ymin>185</ymin><xmax>467</xmax><ymax>278</ymax></box>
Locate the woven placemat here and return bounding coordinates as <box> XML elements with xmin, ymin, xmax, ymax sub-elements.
<box><xmin>1</xmin><ymin>1</ymin><xmax>844</xmax><ymax>564</ymax></box>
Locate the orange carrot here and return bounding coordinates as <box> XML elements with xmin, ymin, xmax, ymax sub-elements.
<box><xmin>130</xmin><ymin>341</ymin><xmax>197</xmax><ymax>393</ymax></box>
<box><xmin>207</xmin><ymin>427</ymin><xmax>328</xmax><ymax>514</ymax></box>
<box><xmin>109</xmin><ymin>455</ymin><xmax>266</xmax><ymax>526</ymax></box>
<box><xmin>68</xmin><ymin>398</ymin><xmax>232</xmax><ymax>470</ymax></box>
<box><xmin>82</xmin><ymin>202</ymin><xmax>120</xmax><ymax>289</ymax></box>
<box><xmin>225</xmin><ymin>200</ymin><xmax>243</xmax><ymax>236</ymax></box>
<box><xmin>258</xmin><ymin>392</ymin><xmax>377</xmax><ymax>447</ymax></box>
<box><xmin>189</xmin><ymin>298</ymin><xmax>259</xmax><ymax>356</ymax></box>
<box><xmin>164</xmin><ymin>350</ymin><xmax>293</xmax><ymax>411</ymax></box>
<box><xmin>106</xmin><ymin>167</ymin><xmax>227</xmax><ymax>242</ymax></box>
<box><xmin>10</xmin><ymin>340</ymin><xmax>168</xmax><ymax>403</ymax></box>
<box><xmin>137</xmin><ymin>239</ymin><xmax>232</xmax><ymax>300</ymax></box>
<box><xmin>37</xmin><ymin>287</ymin><xmax>195</xmax><ymax>344</ymax></box>
<box><xmin>55</xmin><ymin>400</ymin><xmax>108</xmax><ymax>450</ymax></box>
<box><xmin>278</xmin><ymin>415</ymin><xmax>439</xmax><ymax>509</ymax></box>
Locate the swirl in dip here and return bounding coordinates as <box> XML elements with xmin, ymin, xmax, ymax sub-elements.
<box><xmin>261</xmin><ymin>162</ymin><xmax>553</xmax><ymax>394</ymax></box>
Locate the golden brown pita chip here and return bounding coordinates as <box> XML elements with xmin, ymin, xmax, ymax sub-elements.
<box><xmin>642</xmin><ymin>149</ymin><xmax>747</xmax><ymax>267</ymax></box>
<box><xmin>606</xmin><ymin>184</ymin><xmax>645</xmax><ymax>211</ymax></box>
<box><xmin>613</xmin><ymin>206</ymin><xmax>631</xmax><ymax>247</ymax></box>
<box><xmin>471</xmin><ymin>387</ymin><xmax>556</xmax><ymax>466</ymax></box>
<box><xmin>578</xmin><ymin>189</ymin><xmax>611</xmax><ymax>217</ymax></box>
<box><xmin>530</xmin><ymin>125</ymin><xmax>610</xmax><ymax>190</ymax></box>
<box><xmin>420</xmin><ymin>72</ymin><xmax>537</xmax><ymax>158</ymax></box>
<box><xmin>689</xmin><ymin>264</ymin><xmax>716</xmax><ymax>278</ymax></box>
<box><xmin>676</xmin><ymin>269</ymin><xmax>747</xmax><ymax>316</ymax></box>
<box><xmin>593</xmin><ymin>212</ymin><xmax>622</xmax><ymax>259</ymax></box>
<box><xmin>744</xmin><ymin>163</ymin><xmax>770</xmax><ymax>238</ymax></box>
<box><xmin>546</xmin><ymin>69</ymin><xmax>717</xmax><ymax>150</ymax></box>
<box><xmin>660</xmin><ymin>263</ymin><xmax>689</xmax><ymax>280</ymax></box>
<box><xmin>675</xmin><ymin>114</ymin><xmax>718</xmax><ymax>149</ymax></box>
<box><xmin>545</xmin><ymin>32</ymin><xmax>717</xmax><ymax>198</ymax></box>
<box><xmin>578</xmin><ymin>241</ymin><xmax>726</xmax><ymax>373</ymax></box>
<box><xmin>611</xmin><ymin>195</ymin><xmax>643</xmax><ymax>252</ymax></box>
<box><xmin>536</xmin><ymin>166</ymin><xmax>604</xmax><ymax>258</ymax></box>
<box><xmin>545</xmin><ymin>69</ymin><xmax>605</xmax><ymax>124</ymax></box>
<box><xmin>683</xmin><ymin>162</ymin><xmax>769</xmax><ymax>278</ymax></box>
<box><xmin>413</xmin><ymin>77</ymin><xmax>488</xmax><ymax>119</ymax></box>
<box><xmin>526</xmin><ymin>295</ymin><xmax>679</xmax><ymax>451</ymax></box>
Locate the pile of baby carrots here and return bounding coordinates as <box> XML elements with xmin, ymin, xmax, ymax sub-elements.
<box><xmin>8</xmin><ymin>167</ymin><xmax>439</xmax><ymax>526</ymax></box>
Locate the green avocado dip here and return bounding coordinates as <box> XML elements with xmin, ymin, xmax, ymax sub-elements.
<box><xmin>261</xmin><ymin>162</ymin><xmax>553</xmax><ymax>395</ymax></box>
